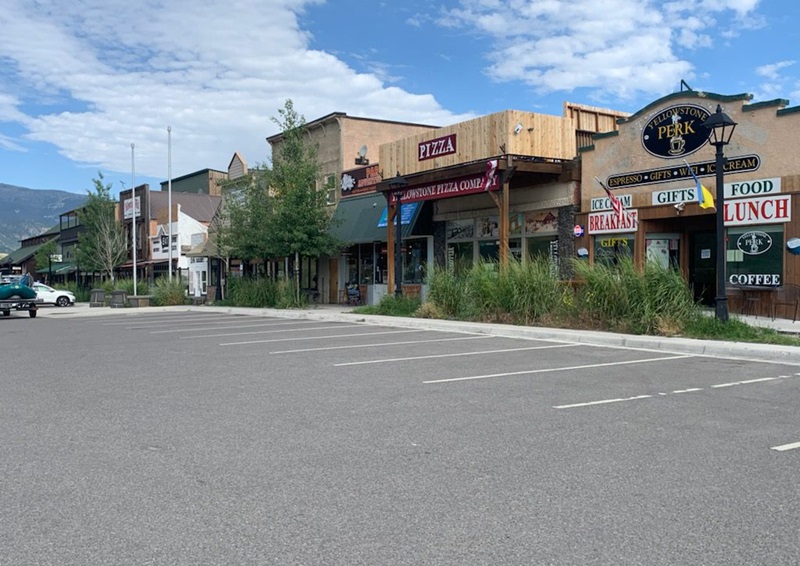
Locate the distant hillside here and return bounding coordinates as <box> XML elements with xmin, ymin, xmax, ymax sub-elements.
<box><xmin>0</xmin><ymin>183</ymin><xmax>86</xmax><ymax>253</ymax></box>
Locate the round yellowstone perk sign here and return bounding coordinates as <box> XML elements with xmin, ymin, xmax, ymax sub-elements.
<box><xmin>641</xmin><ymin>104</ymin><xmax>711</xmax><ymax>159</ymax></box>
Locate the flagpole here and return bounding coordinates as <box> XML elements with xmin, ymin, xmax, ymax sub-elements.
<box><xmin>168</xmin><ymin>126</ymin><xmax>173</xmax><ymax>281</ymax></box>
<box><xmin>131</xmin><ymin>143</ymin><xmax>138</xmax><ymax>296</ymax></box>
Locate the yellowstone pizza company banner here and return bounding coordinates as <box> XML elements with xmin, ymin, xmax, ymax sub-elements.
<box><xmin>399</xmin><ymin>171</ymin><xmax>500</xmax><ymax>204</ymax></box>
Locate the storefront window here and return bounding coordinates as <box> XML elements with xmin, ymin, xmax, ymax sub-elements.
<box><xmin>527</xmin><ymin>237</ymin><xmax>558</xmax><ymax>261</ymax></box>
<box><xmin>344</xmin><ymin>243</ymin><xmax>381</xmax><ymax>284</ymax></box>
<box><xmin>594</xmin><ymin>235</ymin><xmax>634</xmax><ymax>267</ymax></box>
<box><xmin>359</xmin><ymin>244</ymin><xmax>375</xmax><ymax>284</ymax></box>
<box><xmin>645</xmin><ymin>233</ymin><xmax>680</xmax><ymax>269</ymax></box>
<box><xmin>345</xmin><ymin>248</ymin><xmax>358</xmax><ymax>285</ymax></box>
<box><xmin>479</xmin><ymin>240</ymin><xmax>499</xmax><ymax>262</ymax></box>
<box><xmin>726</xmin><ymin>225</ymin><xmax>784</xmax><ymax>286</ymax></box>
<box><xmin>447</xmin><ymin>219</ymin><xmax>474</xmax><ymax>241</ymax></box>
<box><xmin>402</xmin><ymin>238</ymin><xmax>427</xmax><ymax>283</ymax></box>
<box><xmin>477</xmin><ymin>216</ymin><xmax>499</xmax><ymax>239</ymax></box>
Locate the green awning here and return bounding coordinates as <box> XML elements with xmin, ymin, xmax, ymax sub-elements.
<box><xmin>53</xmin><ymin>262</ymin><xmax>77</xmax><ymax>274</ymax></box>
<box><xmin>330</xmin><ymin>193</ymin><xmax>422</xmax><ymax>245</ymax></box>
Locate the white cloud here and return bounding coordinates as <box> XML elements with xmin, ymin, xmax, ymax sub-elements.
<box><xmin>756</xmin><ymin>61</ymin><xmax>795</xmax><ymax>80</ymax></box>
<box><xmin>0</xmin><ymin>0</ymin><xmax>469</xmax><ymax>182</ymax></box>
<box><xmin>439</xmin><ymin>0</ymin><xmax>759</xmax><ymax>100</ymax></box>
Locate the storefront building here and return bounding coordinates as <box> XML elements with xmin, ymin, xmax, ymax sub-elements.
<box><xmin>332</xmin><ymin>163</ymin><xmax>433</xmax><ymax>304</ymax></box>
<box><xmin>376</xmin><ymin>105</ymin><xmax>627</xmax><ymax>291</ymax></box>
<box><xmin>268</xmin><ymin>112</ymin><xmax>438</xmax><ymax>304</ymax></box>
<box><xmin>577</xmin><ymin>90</ymin><xmax>800</xmax><ymax>317</ymax></box>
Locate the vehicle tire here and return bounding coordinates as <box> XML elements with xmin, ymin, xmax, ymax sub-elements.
<box><xmin>29</xmin><ymin>309</ymin><xmax>37</xmax><ymax>318</ymax></box>
<box><xmin>2</xmin><ymin>310</ymin><xmax>9</xmax><ymax>316</ymax></box>
<box><xmin>56</xmin><ymin>296</ymin><xmax>70</xmax><ymax>307</ymax></box>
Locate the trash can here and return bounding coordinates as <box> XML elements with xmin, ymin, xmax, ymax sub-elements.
<box><xmin>90</xmin><ymin>288</ymin><xmax>106</xmax><ymax>307</ymax></box>
<box><xmin>109</xmin><ymin>290</ymin><xmax>127</xmax><ymax>308</ymax></box>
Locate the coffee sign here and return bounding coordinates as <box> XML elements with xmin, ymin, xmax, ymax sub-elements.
<box><xmin>641</xmin><ymin>104</ymin><xmax>711</xmax><ymax>159</ymax></box>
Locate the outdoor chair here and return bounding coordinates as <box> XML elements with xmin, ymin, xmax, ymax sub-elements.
<box><xmin>346</xmin><ymin>284</ymin><xmax>362</xmax><ymax>306</ymax></box>
<box><xmin>772</xmin><ymin>284</ymin><xmax>800</xmax><ymax>322</ymax></box>
<box><xmin>731</xmin><ymin>282</ymin><xmax>761</xmax><ymax>317</ymax></box>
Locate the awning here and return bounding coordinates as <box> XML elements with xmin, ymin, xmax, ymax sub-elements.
<box><xmin>330</xmin><ymin>193</ymin><xmax>422</xmax><ymax>245</ymax></box>
<box><xmin>52</xmin><ymin>262</ymin><xmax>77</xmax><ymax>275</ymax></box>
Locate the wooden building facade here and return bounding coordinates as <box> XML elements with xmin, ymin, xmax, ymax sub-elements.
<box><xmin>375</xmin><ymin>104</ymin><xmax>627</xmax><ymax>296</ymax></box>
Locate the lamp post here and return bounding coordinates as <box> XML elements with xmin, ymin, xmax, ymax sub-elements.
<box><xmin>387</xmin><ymin>172</ymin><xmax>407</xmax><ymax>298</ymax></box>
<box><xmin>701</xmin><ymin>104</ymin><xmax>737</xmax><ymax>322</ymax></box>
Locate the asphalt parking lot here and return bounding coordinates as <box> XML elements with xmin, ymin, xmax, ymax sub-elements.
<box><xmin>3</xmin><ymin>308</ymin><xmax>800</xmax><ymax>565</ymax></box>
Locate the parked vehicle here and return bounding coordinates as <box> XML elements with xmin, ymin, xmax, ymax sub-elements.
<box><xmin>0</xmin><ymin>274</ymin><xmax>41</xmax><ymax>317</ymax></box>
<box><xmin>32</xmin><ymin>283</ymin><xmax>75</xmax><ymax>307</ymax></box>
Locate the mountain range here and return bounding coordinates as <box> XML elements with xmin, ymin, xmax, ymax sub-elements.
<box><xmin>0</xmin><ymin>183</ymin><xmax>86</xmax><ymax>254</ymax></box>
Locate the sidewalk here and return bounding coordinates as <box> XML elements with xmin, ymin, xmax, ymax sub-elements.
<box><xmin>38</xmin><ymin>301</ymin><xmax>800</xmax><ymax>365</ymax></box>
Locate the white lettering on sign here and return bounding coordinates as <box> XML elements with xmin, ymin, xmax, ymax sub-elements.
<box><xmin>726</xmin><ymin>177</ymin><xmax>781</xmax><ymax>200</ymax></box>
<box><xmin>418</xmin><ymin>133</ymin><xmax>457</xmax><ymax>161</ymax></box>
<box><xmin>588</xmin><ymin>210</ymin><xmax>639</xmax><ymax>234</ymax></box>
<box><xmin>724</xmin><ymin>195</ymin><xmax>791</xmax><ymax>226</ymax></box>
<box><xmin>590</xmin><ymin>195</ymin><xmax>632</xmax><ymax>211</ymax></box>
<box><xmin>728</xmin><ymin>273</ymin><xmax>781</xmax><ymax>287</ymax></box>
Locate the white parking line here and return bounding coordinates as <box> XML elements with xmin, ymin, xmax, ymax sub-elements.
<box><xmin>220</xmin><ymin>329</ymin><xmax>422</xmax><ymax>346</ymax></box>
<box><xmin>555</xmin><ymin>374</ymin><xmax>798</xmax><ymax>410</ymax></box>
<box><xmin>771</xmin><ymin>441</ymin><xmax>800</xmax><ymax>452</ymax></box>
<box><xmin>104</xmin><ymin>314</ymin><xmax>238</xmax><ymax>325</ymax></box>
<box><xmin>185</xmin><ymin>324</ymin><xmax>357</xmax><ymax>339</ymax></box>
<box><xmin>423</xmin><ymin>354</ymin><xmax>692</xmax><ymax>384</ymax></box>
<box><xmin>711</xmin><ymin>377</ymin><xmax>781</xmax><ymax>388</ymax></box>
<box><xmin>271</xmin><ymin>335</ymin><xmax>491</xmax><ymax>354</ymax></box>
<box><xmin>555</xmin><ymin>395</ymin><xmax>653</xmax><ymax>409</ymax></box>
<box><xmin>132</xmin><ymin>318</ymin><xmax>312</xmax><ymax>330</ymax></box>
<box><xmin>152</xmin><ymin>320</ymin><xmax>322</xmax><ymax>334</ymax></box>
<box><xmin>334</xmin><ymin>343</ymin><xmax>578</xmax><ymax>366</ymax></box>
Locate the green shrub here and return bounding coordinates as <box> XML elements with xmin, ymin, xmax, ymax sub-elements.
<box><xmin>503</xmin><ymin>256</ymin><xmax>568</xmax><ymax>324</ymax></box>
<box><xmin>61</xmin><ymin>282</ymin><xmax>91</xmax><ymax>302</ymax></box>
<box><xmin>572</xmin><ymin>257</ymin><xmax>697</xmax><ymax>334</ymax></box>
<box><xmin>426</xmin><ymin>265</ymin><xmax>466</xmax><ymax>318</ymax></box>
<box><xmin>101</xmin><ymin>277</ymin><xmax>149</xmax><ymax>296</ymax></box>
<box><xmin>151</xmin><ymin>276</ymin><xmax>188</xmax><ymax>306</ymax></box>
<box><xmin>355</xmin><ymin>294</ymin><xmax>421</xmax><ymax>317</ymax></box>
<box><xmin>227</xmin><ymin>276</ymin><xmax>280</xmax><ymax>308</ymax></box>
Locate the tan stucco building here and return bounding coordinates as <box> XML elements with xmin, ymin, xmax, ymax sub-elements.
<box><xmin>577</xmin><ymin>90</ymin><xmax>800</xmax><ymax>317</ymax></box>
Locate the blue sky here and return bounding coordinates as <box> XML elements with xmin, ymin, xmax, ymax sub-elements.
<box><xmin>0</xmin><ymin>0</ymin><xmax>797</xmax><ymax>196</ymax></box>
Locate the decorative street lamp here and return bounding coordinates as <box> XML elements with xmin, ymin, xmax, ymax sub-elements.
<box><xmin>387</xmin><ymin>172</ymin><xmax>408</xmax><ymax>298</ymax></box>
<box><xmin>702</xmin><ymin>104</ymin><xmax>737</xmax><ymax>322</ymax></box>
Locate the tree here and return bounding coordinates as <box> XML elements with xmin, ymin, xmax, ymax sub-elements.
<box><xmin>76</xmin><ymin>173</ymin><xmax>127</xmax><ymax>282</ymax></box>
<box><xmin>218</xmin><ymin>165</ymin><xmax>275</xmax><ymax>268</ymax></box>
<box><xmin>269</xmin><ymin>100</ymin><xmax>340</xmax><ymax>261</ymax></box>
<box><xmin>219</xmin><ymin>100</ymin><xmax>340</xmax><ymax>296</ymax></box>
<box><xmin>33</xmin><ymin>239</ymin><xmax>57</xmax><ymax>283</ymax></box>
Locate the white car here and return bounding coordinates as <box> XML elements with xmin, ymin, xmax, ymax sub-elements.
<box><xmin>32</xmin><ymin>283</ymin><xmax>75</xmax><ymax>307</ymax></box>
